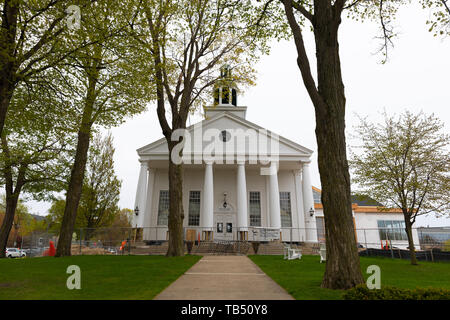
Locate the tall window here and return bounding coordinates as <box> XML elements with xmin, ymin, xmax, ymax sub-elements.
<box><xmin>279</xmin><ymin>192</ymin><xmax>292</xmax><ymax>227</ymax></box>
<box><xmin>377</xmin><ymin>220</ymin><xmax>408</xmax><ymax>241</ymax></box>
<box><xmin>249</xmin><ymin>191</ymin><xmax>261</xmax><ymax>226</ymax></box>
<box><xmin>157</xmin><ymin>190</ymin><xmax>169</xmax><ymax>226</ymax></box>
<box><xmin>188</xmin><ymin>191</ymin><xmax>201</xmax><ymax>226</ymax></box>
<box><xmin>222</xmin><ymin>87</ymin><xmax>230</xmax><ymax>104</ymax></box>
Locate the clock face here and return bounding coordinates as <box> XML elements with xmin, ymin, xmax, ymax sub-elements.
<box><xmin>220</xmin><ymin>130</ymin><xmax>231</xmax><ymax>142</ymax></box>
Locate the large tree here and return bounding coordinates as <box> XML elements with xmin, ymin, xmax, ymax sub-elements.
<box><xmin>350</xmin><ymin>111</ymin><xmax>450</xmax><ymax>265</ymax></box>
<box><xmin>78</xmin><ymin>132</ymin><xmax>121</xmax><ymax>239</ymax></box>
<box><xmin>0</xmin><ymin>0</ymin><xmax>94</xmax><ymax>138</ymax></box>
<box><xmin>55</xmin><ymin>0</ymin><xmax>151</xmax><ymax>257</ymax></box>
<box><xmin>131</xmin><ymin>0</ymin><xmax>279</xmax><ymax>256</ymax></box>
<box><xmin>0</xmin><ymin>196</ymin><xmax>45</xmax><ymax>248</ymax></box>
<box><xmin>274</xmin><ymin>0</ymin><xmax>450</xmax><ymax>289</ymax></box>
<box><xmin>0</xmin><ymin>76</ymin><xmax>74</xmax><ymax>258</ymax></box>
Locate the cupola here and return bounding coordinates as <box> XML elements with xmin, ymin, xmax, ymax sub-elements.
<box><xmin>204</xmin><ymin>65</ymin><xmax>247</xmax><ymax>119</ymax></box>
<box><xmin>213</xmin><ymin>64</ymin><xmax>238</xmax><ymax>106</ymax></box>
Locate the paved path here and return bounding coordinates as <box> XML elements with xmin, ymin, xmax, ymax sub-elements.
<box><xmin>154</xmin><ymin>255</ymin><xmax>294</xmax><ymax>300</ymax></box>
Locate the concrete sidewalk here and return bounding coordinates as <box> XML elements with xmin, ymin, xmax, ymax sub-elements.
<box><xmin>154</xmin><ymin>255</ymin><xmax>294</xmax><ymax>300</ymax></box>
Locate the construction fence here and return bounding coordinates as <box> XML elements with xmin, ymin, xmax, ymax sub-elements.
<box><xmin>10</xmin><ymin>226</ymin><xmax>450</xmax><ymax>261</ymax></box>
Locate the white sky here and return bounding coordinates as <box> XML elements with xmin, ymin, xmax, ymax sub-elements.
<box><xmin>29</xmin><ymin>2</ymin><xmax>449</xmax><ymax>227</ymax></box>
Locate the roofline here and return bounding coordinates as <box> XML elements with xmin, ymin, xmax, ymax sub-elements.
<box><xmin>137</xmin><ymin>110</ymin><xmax>314</xmax><ymax>156</ymax></box>
<box><xmin>314</xmin><ymin>203</ymin><xmax>403</xmax><ymax>213</ymax></box>
<box><xmin>312</xmin><ymin>186</ymin><xmax>402</xmax><ymax>212</ymax></box>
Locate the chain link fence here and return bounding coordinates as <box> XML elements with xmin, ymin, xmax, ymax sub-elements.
<box><xmin>11</xmin><ymin>225</ymin><xmax>450</xmax><ymax>261</ymax></box>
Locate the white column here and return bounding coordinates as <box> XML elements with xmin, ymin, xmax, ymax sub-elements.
<box><xmin>237</xmin><ymin>162</ymin><xmax>248</xmax><ymax>232</ymax></box>
<box><xmin>302</xmin><ymin>162</ymin><xmax>317</xmax><ymax>242</ymax></box>
<box><xmin>269</xmin><ymin>163</ymin><xmax>281</xmax><ymax>229</ymax></box>
<box><xmin>293</xmin><ymin>169</ymin><xmax>306</xmax><ymax>241</ymax></box>
<box><xmin>134</xmin><ymin>162</ymin><xmax>148</xmax><ymax>227</ymax></box>
<box><xmin>201</xmin><ymin>161</ymin><xmax>214</xmax><ymax>231</ymax></box>
<box><xmin>142</xmin><ymin>168</ymin><xmax>155</xmax><ymax>240</ymax></box>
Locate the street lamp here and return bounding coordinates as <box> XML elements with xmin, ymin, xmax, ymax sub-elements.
<box><xmin>309</xmin><ymin>207</ymin><xmax>315</xmax><ymax>217</ymax></box>
<box><xmin>134</xmin><ymin>206</ymin><xmax>139</xmax><ymax>216</ymax></box>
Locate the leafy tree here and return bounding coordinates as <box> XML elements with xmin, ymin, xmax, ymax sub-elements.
<box><xmin>0</xmin><ymin>78</ymin><xmax>74</xmax><ymax>258</ymax></box>
<box><xmin>55</xmin><ymin>0</ymin><xmax>152</xmax><ymax>257</ymax></box>
<box><xmin>350</xmin><ymin>111</ymin><xmax>450</xmax><ymax>265</ymax></box>
<box><xmin>47</xmin><ymin>198</ymin><xmax>66</xmax><ymax>234</ymax></box>
<box><xmin>95</xmin><ymin>208</ymin><xmax>133</xmax><ymax>246</ymax></box>
<box><xmin>269</xmin><ymin>0</ymin><xmax>450</xmax><ymax>289</ymax></box>
<box><xmin>0</xmin><ymin>195</ymin><xmax>41</xmax><ymax>247</ymax></box>
<box><xmin>130</xmin><ymin>0</ymin><xmax>281</xmax><ymax>256</ymax></box>
<box><xmin>444</xmin><ymin>239</ymin><xmax>450</xmax><ymax>252</ymax></box>
<box><xmin>78</xmin><ymin>132</ymin><xmax>121</xmax><ymax>239</ymax></box>
<box><xmin>47</xmin><ymin>133</ymin><xmax>121</xmax><ymax>241</ymax></box>
<box><xmin>0</xmin><ymin>0</ymin><xmax>94</xmax><ymax>138</ymax></box>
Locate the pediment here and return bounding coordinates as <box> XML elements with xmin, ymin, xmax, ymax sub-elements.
<box><xmin>137</xmin><ymin>111</ymin><xmax>313</xmax><ymax>160</ymax></box>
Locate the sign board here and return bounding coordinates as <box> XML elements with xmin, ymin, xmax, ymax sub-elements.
<box><xmin>251</xmin><ymin>228</ymin><xmax>280</xmax><ymax>241</ymax></box>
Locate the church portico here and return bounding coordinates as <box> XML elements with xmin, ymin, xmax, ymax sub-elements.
<box><xmin>135</xmin><ymin>159</ymin><xmax>317</xmax><ymax>243</ymax></box>
<box><xmin>134</xmin><ymin>66</ymin><xmax>318</xmax><ymax>243</ymax></box>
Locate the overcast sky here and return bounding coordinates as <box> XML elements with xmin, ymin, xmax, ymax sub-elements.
<box><xmin>30</xmin><ymin>2</ymin><xmax>449</xmax><ymax>227</ymax></box>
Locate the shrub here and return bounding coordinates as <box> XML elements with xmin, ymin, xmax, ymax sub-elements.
<box><xmin>344</xmin><ymin>285</ymin><xmax>450</xmax><ymax>300</ymax></box>
<box><xmin>444</xmin><ymin>239</ymin><xmax>450</xmax><ymax>252</ymax></box>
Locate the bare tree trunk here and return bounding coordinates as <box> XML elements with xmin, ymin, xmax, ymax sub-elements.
<box><xmin>56</xmin><ymin>58</ymin><xmax>99</xmax><ymax>257</ymax></box>
<box><xmin>0</xmin><ymin>194</ymin><xmax>20</xmax><ymax>258</ymax></box>
<box><xmin>166</xmin><ymin>144</ymin><xmax>185</xmax><ymax>257</ymax></box>
<box><xmin>282</xmin><ymin>0</ymin><xmax>364</xmax><ymax>289</ymax></box>
<box><xmin>0</xmin><ymin>135</ymin><xmax>25</xmax><ymax>258</ymax></box>
<box><xmin>404</xmin><ymin>216</ymin><xmax>418</xmax><ymax>265</ymax></box>
<box><xmin>0</xmin><ymin>83</ymin><xmax>14</xmax><ymax>139</ymax></box>
<box><xmin>151</xmin><ymin>37</ymin><xmax>186</xmax><ymax>256</ymax></box>
<box><xmin>55</xmin><ymin>127</ymin><xmax>92</xmax><ymax>257</ymax></box>
<box><xmin>315</xmin><ymin>31</ymin><xmax>364</xmax><ymax>289</ymax></box>
<box><xmin>0</xmin><ymin>0</ymin><xmax>18</xmax><ymax>138</ymax></box>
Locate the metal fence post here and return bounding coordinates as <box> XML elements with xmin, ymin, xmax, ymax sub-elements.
<box><xmin>128</xmin><ymin>228</ymin><xmax>132</xmax><ymax>255</ymax></box>
<box><xmin>386</xmin><ymin>232</ymin><xmax>394</xmax><ymax>259</ymax></box>
<box><xmin>79</xmin><ymin>228</ymin><xmax>82</xmax><ymax>255</ymax></box>
<box><xmin>363</xmin><ymin>229</ymin><xmax>368</xmax><ymax>256</ymax></box>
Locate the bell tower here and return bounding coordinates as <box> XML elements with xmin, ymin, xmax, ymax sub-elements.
<box><xmin>214</xmin><ymin>64</ymin><xmax>238</xmax><ymax>106</ymax></box>
<box><xmin>204</xmin><ymin>65</ymin><xmax>247</xmax><ymax>119</ymax></box>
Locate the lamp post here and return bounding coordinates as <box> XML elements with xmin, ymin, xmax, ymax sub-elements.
<box><xmin>134</xmin><ymin>206</ymin><xmax>139</xmax><ymax>243</ymax></box>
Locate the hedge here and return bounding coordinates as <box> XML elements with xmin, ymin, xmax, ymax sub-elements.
<box><xmin>344</xmin><ymin>285</ymin><xmax>450</xmax><ymax>300</ymax></box>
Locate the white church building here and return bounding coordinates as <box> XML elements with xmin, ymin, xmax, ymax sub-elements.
<box><xmin>132</xmin><ymin>67</ymin><xmax>418</xmax><ymax>249</ymax></box>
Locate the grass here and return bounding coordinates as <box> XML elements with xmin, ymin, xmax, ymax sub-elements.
<box><xmin>2</xmin><ymin>254</ymin><xmax>448</xmax><ymax>300</ymax></box>
<box><xmin>0</xmin><ymin>255</ymin><xmax>201</xmax><ymax>300</ymax></box>
<box><xmin>249</xmin><ymin>255</ymin><xmax>450</xmax><ymax>300</ymax></box>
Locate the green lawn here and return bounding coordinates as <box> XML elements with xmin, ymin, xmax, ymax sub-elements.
<box><xmin>249</xmin><ymin>255</ymin><xmax>450</xmax><ymax>300</ymax></box>
<box><xmin>0</xmin><ymin>255</ymin><xmax>201</xmax><ymax>300</ymax></box>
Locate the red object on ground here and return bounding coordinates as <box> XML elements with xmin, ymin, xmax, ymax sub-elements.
<box><xmin>43</xmin><ymin>241</ymin><xmax>56</xmax><ymax>256</ymax></box>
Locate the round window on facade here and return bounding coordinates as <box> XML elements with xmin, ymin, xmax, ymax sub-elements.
<box><xmin>220</xmin><ymin>130</ymin><xmax>231</xmax><ymax>142</ymax></box>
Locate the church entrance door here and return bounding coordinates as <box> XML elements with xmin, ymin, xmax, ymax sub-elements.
<box><xmin>214</xmin><ymin>213</ymin><xmax>235</xmax><ymax>241</ymax></box>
